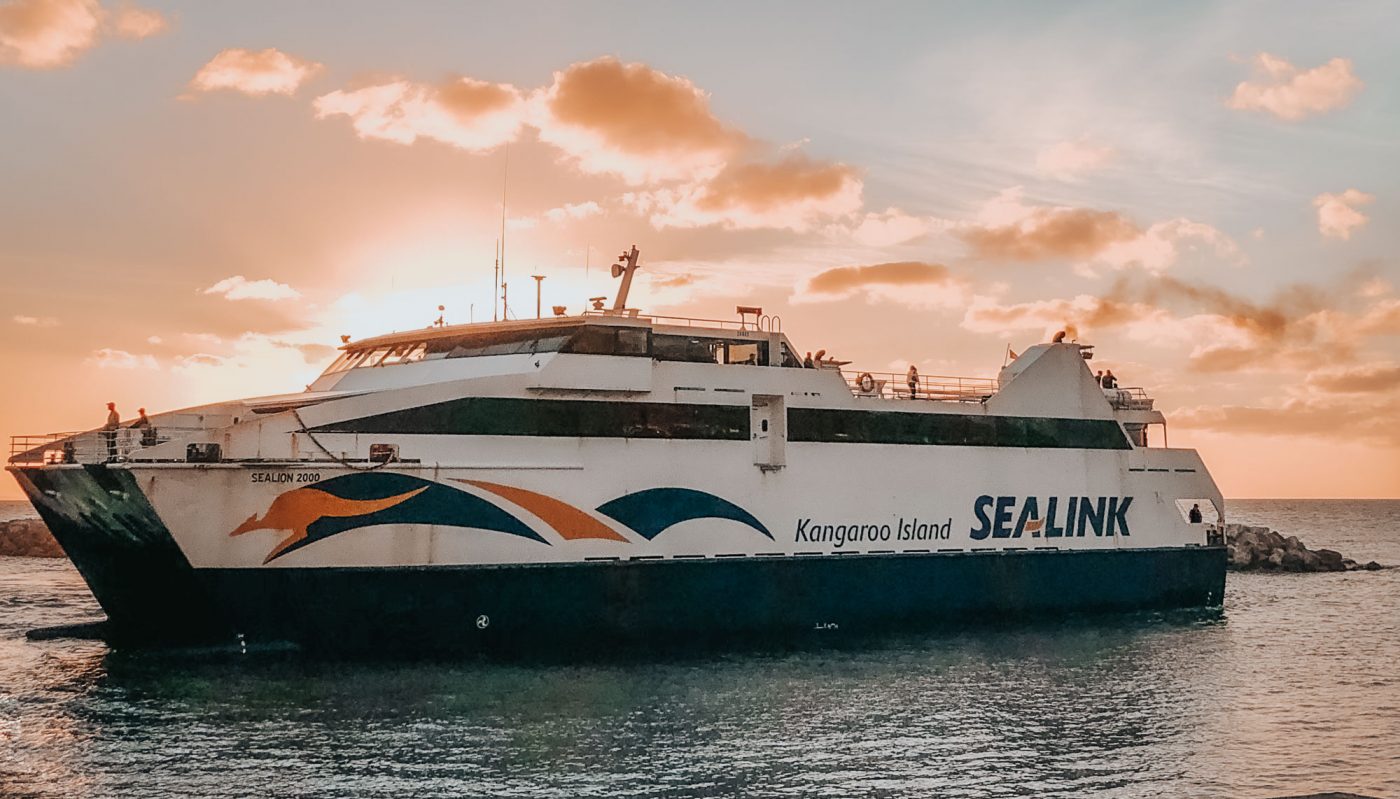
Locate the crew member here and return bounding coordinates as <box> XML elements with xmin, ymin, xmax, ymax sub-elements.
<box><xmin>803</xmin><ymin>352</ymin><xmax>814</xmax><ymax>368</ymax></box>
<box><xmin>1188</xmin><ymin>503</ymin><xmax>1203</xmax><ymax>524</ymax></box>
<box><xmin>130</xmin><ymin>407</ymin><xmax>156</xmax><ymax>446</ymax></box>
<box><xmin>102</xmin><ymin>402</ymin><xmax>120</xmax><ymax>460</ymax></box>
<box><xmin>907</xmin><ymin>364</ymin><xmax>920</xmax><ymax>399</ymax></box>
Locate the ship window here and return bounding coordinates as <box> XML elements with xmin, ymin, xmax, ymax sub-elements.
<box><xmin>363</xmin><ymin>347</ymin><xmax>393</xmax><ymax>367</ymax></box>
<box><xmin>380</xmin><ymin>342</ymin><xmax>427</xmax><ymax>366</ymax></box>
<box><xmin>562</xmin><ymin>326</ymin><xmax>652</xmax><ymax>356</ymax></box>
<box><xmin>653</xmin><ymin>335</ymin><xmax>720</xmax><ymax>363</ymax></box>
<box><xmin>443</xmin><ymin>332</ymin><xmax>572</xmax><ymax>359</ymax></box>
<box><xmin>725</xmin><ymin>342</ymin><xmax>764</xmax><ymax>365</ymax></box>
<box><xmin>324</xmin><ymin>350</ymin><xmax>360</xmax><ymax>374</ymax></box>
<box><xmin>616</xmin><ymin>328</ymin><xmax>650</xmax><ymax>356</ymax></box>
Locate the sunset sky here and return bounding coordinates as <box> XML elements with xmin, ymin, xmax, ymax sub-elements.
<box><xmin>2</xmin><ymin>1</ymin><xmax>1398</xmax><ymax>499</ymax></box>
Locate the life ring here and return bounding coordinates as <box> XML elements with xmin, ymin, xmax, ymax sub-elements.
<box><xmin>857</xmin><ymin>372</ymin><xmax>876</xmax><ymax>393</ymax></box>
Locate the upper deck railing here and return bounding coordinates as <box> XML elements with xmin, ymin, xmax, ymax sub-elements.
<box><xmin>844</xmin><ymin>369</ymin><xmax>1000</xmax><ymax>403</ymax></box>
<box><xmin>582</xmin><ymin>309</ymin><xmax>782</xmax><ymax>333</ymax></box>
<box><xmin>1105</xmin><ymin>386</ymin><xmax>1154</xmax><ymax>411</ymax></box>
<box><xmin>9</xmin><ymin>427</ymin><xmax>204</xmax><ymax>466</ymax></box>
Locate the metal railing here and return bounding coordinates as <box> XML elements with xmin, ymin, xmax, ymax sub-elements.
<box><xmin>9</xmin><ymin>427</ymin><xmax>205</xmax><ymax>465</ymax></box>
<box><xmin>844</xmin><ymin>370</ymin><xmax>999</xmax><ymax>402</ymax></box>
<box><xmin>1105</xmin><ymin>386</ymin><xmax>1154</xmax><ymax>411</ymax></box>
<box><xmin>583</xmin><ymin>310</ymin><xmax>782</xmax><ymax>333</ymax></box>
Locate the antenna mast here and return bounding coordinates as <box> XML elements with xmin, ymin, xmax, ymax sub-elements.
<box><xmin>610</xmin><ymin>245</ymin><xmax>641</xmax><ymax>313</ymax></box>
<box><xmin>498</xmin><ymin>144</ymin><xmax>509</xmax><ymax>322</ymax></box>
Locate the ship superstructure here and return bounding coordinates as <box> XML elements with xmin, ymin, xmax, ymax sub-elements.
<box><xmin>8</xmin><ymin>247</ymin><xmax>1226</xmax><ymax>652</ymax></box>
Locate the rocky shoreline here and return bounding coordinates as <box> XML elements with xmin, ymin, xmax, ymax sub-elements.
<box><xmin>1225</xmin><ymin>524</ymin><xmax>1384</xmax><ymax>573</ymax></box>
<box><xmin>0</xmin><ymin>517</ymin><xmax>1388</xmax><ymax>572</ymax></box>
<box><xmin>0</xmin><ymin>518</ymin><xmax>64</xmax><ymax>558</ymax></box>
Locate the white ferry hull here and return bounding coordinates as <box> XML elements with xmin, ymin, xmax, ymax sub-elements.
<box><xmin>11</xmin><ymin>448</ymin><xmax>1226</xmax><ymax>652</ymax></box>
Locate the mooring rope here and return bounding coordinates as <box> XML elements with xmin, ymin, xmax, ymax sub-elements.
<box><xmin>291</xmin><ymin>407</ymin><xmax>396</xmax><ymax>472</ymax></box>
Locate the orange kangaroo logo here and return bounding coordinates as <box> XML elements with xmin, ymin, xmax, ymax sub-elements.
<box><xmin>231</xmin><ymin>486</ymin><xmax>428</xmax><ymax>563</ymax></box>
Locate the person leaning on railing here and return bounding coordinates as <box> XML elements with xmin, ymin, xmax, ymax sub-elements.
<box><xmin>129</xmin><ymin>407</ymin><xmax>157</xmax><ymax>446</ymax></box>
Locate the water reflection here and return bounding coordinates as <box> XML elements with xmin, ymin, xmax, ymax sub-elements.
<box><xmin>8</xmin><ymin>611</ymin><xmax>1236</xmax><ymax>798</ymax></box>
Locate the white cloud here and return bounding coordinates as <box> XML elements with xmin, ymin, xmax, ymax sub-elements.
<box><xmin>202</xmin><ymin>275</ymin><xmax>301</xmax><ymax>301</ymax></box>
<box><xmin>88</xmin><ymin>347</ymin><xmax>158</xmax><ymax>369</ymax></box>
<box><xmin>543</xmin><ymin>200</ymin><xmax>602</xmax><ymax>223</ymax></box>
<box><xmin>957</xmin><ymin>188</ymin><xmax>1240</xmax><ymax>273</ymax></box>
<box><xmin>189</xmin><ymin>48</ymin><xmax>322</xmax><ymax>97</ymax></box>
<box><xmin>1227</xmin><ymin>53</ymin><xmax>1363</xmax><ymax>121</ymax></box>
<box><xmin>1035</xmin><ymin>139</ymin><xmax>1115</xmax><ymax>180</ymax></box>
<box><xmin>847</xmin><ymin>208</ymin><xmax>933</xmax><ymax>247</ymax></box>
<box><xmin>109</xmin><ymin>3</ymin><xmax>165</xmax><ymax>39</ymax></box>
<box><xmin>1092</xmin><ymin>218</ymin><xmax>1243</xmax><ymax>274</ymax></box>
<box><xmin>1314</xmin><ymin>189</ymin><xmax>1374</xmax><ymax>240</ymax></box>
<box><xmin>12</xmin><ymin>314</ymin><xmax>58</xmax><ymax>326</ymax></box>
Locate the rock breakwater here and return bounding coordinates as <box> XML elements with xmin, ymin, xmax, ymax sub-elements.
<box><xmin>0</xmin><ymin>518</ymin><xmax>64</xmax><ymax>558</ymax></box>
<box><xmin>1225</xmin><ymin>523</ymin><xmax>1383</xmax><ymax>573</ymax></box>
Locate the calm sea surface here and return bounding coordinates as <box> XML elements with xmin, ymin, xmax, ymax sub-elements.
<box><xmin>1</xmin><ymin>498</ymin><xmax>1397</xmax><ymax>798</ymax></box>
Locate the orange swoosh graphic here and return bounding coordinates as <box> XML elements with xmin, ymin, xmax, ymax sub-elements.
<box><xmin>458</xmin><ymin>480</ymin><xmax>627</xmax><ymax>542</ymax></box>
<box><xmin>231</xmin><ymin>485</ymin><xmax>428</xmax><ymax>563</ymax></box>
<box><xmin>1025</xmin><ymin>518</ymin><xmax>1045</xmax><ymax>534</ymax></box>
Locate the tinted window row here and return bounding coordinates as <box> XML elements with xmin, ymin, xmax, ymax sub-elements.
<box><xmin>326</xmin><ymin>325</ymin><xmax>784</xmax><ymax>375</ymax></box>
<box><xmin>788</xmin><ymin>409</ymin><xmax>1131</xmax><ymax>450</ymax></box>
<box><xmin>317</xmin><ymin>397</ymin><xmax>750</xmax><ymax>440</ymax></box>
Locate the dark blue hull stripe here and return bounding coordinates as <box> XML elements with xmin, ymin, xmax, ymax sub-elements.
<box><xmin>195</xmin><ymin>547</ymin><xmax>1226</xmax><ymax>654</ymax></box>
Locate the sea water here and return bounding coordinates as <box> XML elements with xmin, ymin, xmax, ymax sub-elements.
<box><xmin>1</xmin><ymin>499</ymin><xmax>1396</xmax><ymax>798</ymax></box>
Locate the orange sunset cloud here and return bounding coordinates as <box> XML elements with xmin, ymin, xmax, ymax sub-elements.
<box><xmin>0</xmin><ymin>0</ymin><xmax>164</xmax><ymax>68</ymax></box>
<box><xmin>534</xmin><ymin>56</ymin><xmax>746</xmax><ymax>184</ymax></box>
<box><xmin>314</xmin><ymin>76</ymin><xmax>525</xmax><ymax>152</ymax></box>
<box><xmin>0</xmin><ymin>0</ymin><xmax>100</xmax><ymax>68</ymax></box>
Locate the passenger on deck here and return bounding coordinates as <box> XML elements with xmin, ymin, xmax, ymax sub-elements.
<box><xmin>1102</xmin><ymin>369</ymin><xmax>1118</xmax><ymax>389</ymax></box>
<box><xmin>906</xmin><ymin>365</ymin><xmax>920</xmax><ymax>399</ymax></box>
<box><xmin>1188</xmin><ymin>504</ymin><xmax>1203</xmax><ymax>524</ymax></box>
<box><xmin>1095</xmin><ymin>370</ymin><xmax>1105</xmax><ymax>387</ymax></box>
<box><xmin>130</xmin><ymin>407</ymin><xmax>156</xmax><ymax>446</ymax></box>
<box><xmin>803</xmin><ymin>352</ymin><xmax>814</xmax><ymax>369</ymax></box>
<box><xmin>103</xmin><ymin>402</ymin><xmax>119</xmax><ymax>460</ymax></box>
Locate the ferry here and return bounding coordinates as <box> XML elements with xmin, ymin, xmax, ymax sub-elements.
<box><xmin>7</xmin><ymin>247</ymin><xmax>1227</xmax><ymax>653</ymax></box>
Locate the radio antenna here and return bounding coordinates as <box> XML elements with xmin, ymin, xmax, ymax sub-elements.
<box><xmin>498</xmin><ymin>144</ymin><xmax>509</xmax><ymax>322</ymax></box>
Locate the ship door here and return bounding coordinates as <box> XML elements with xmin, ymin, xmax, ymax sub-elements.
<box><xmin>751</xmin><ymin>394</ymin><xmax>786</xmax><ymax>470</ymax></box>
